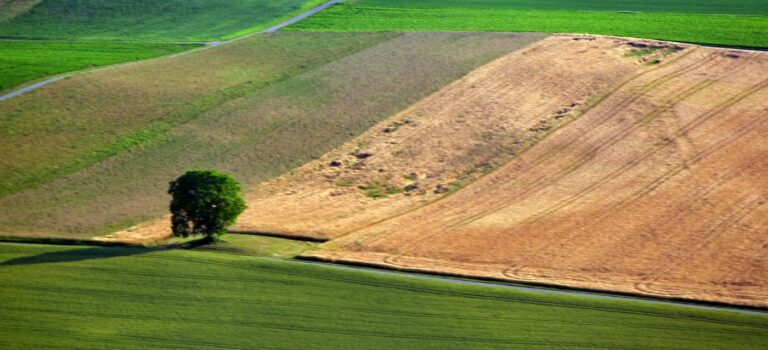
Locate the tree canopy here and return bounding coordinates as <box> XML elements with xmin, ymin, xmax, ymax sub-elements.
<box><xmin>168</xmin><ymin>170</ymin><xmax>246</xmax><ymax>241</ymax></box>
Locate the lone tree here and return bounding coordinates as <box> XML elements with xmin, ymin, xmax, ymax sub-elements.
<box><xmin>168</xmin><ymin>170</ymin><xmax>246</xmax><ymax>242</ymax></box>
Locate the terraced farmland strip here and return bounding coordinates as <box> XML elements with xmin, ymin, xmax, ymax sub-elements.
<box><xmin>0</xmin><ymin>243</ymin><xmax>766</xmax><ymax>349</ymax></box>
<box><xmin>0</xmin><ymin>32</ymin><xmax>543</xmax><ymax>238</ymax></box>
<box><xmin>306</xmin><ymin>45</ymin><xmax>768</xmax><ymax>308</ymax></box>
<box><xmin>229</xmin><ymin>35</ymin><xmax>651</xmax><ymax>240</ymax></box>
<box><xmin>0</xmin><ymin>32</ymin><xmax>393</xmax><ymax>199</ymax></box>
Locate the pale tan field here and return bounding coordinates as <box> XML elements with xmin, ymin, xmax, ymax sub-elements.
<box><xmin>306</xmin><ymin>40</ymin><xmax>768</xmax><ymax>307</ymax></box>
<box><xmin>233</xmin><ymin>35</ymin><xmax>655</xmax><ymax>239</ymax></box>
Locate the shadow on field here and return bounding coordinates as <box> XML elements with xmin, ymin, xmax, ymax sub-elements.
<box><xmin>0</xmin><ymin>247</ymin><xmax>152</xmax><ymax>267</ymax></box>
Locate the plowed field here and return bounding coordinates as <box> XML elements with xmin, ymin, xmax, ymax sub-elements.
<box><xmin>306</xmin><ymin>39</ymin><xmax>768</xmax><ymax>307</ymax></box>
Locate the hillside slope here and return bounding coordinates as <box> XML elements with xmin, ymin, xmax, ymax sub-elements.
<box><xmin>305</xmin><ymin>41</ymin><xmax>768</xmax><ymax>308</ymax></box>
<box><xmin>233</xmin><ymin>35</ymin><xmax>652</xmax><ymax>239</ymax></box>
<box><xmin>0</xmin><ymin>32</ymin><xmax>543</xmax><ymax>238</ymax></box>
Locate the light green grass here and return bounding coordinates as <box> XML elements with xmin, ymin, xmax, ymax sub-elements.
<box><xmin>0</xmin><ymin>32</ymin><xmax>543</xmax><ymax>237</ymax></box>
<box><xmin>0</xmin><ymin>0</ymin><xmax>328</xmax><ymax>91</ymax></box>
<box><xmin>0</xmin><ymin>0</ymin><xmax>328</xmax><ymax>41</ymax></box>
<box><xmin>289</xmin><ymin>1</ymin><xmax>768</xmax><ymax>48</ymax></box>
<box><xmin>0</xmin><ymin>243</ymin><xmax>766</xmax><ymax>349</ymax></box>
<box><xmin>353</xmin><ymin>0</ymin><xmax>768</xmax><ymax>15</ymax></box>
<box><xmin>0</xmin><ymin>41</ymin><xmax>193</xmax><ymax>92</ymax></box>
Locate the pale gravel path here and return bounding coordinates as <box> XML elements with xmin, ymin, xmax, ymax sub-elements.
<box><xmin>0</xmin><ymin>0</ymin><xmax>341</xmax><ymax>101</ymax></box>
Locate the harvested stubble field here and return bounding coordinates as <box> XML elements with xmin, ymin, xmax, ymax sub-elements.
<box><xmin>1</xmin><ymin>243</ymin><xmax>767</xmax><ymax>349</ymax></box>
<box><xmin>0</xmin><ymin>32</ymin><xmax>543</xmax><ymax>238</ymax></box>
<box><xmin>300</xmin><ymin>39</ymin><xmax>768</xmax><ymax>308</ymax></box>
<box><xmin>232</xmin><ymin>35</ymin><xmax>650</xmax><ymax>239</ymax></box>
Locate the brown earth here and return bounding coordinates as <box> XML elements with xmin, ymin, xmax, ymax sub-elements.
<box><xmin>306</xmin><ymin>39</ymin><xmax>768</xmax><ymax>308</ymax></box>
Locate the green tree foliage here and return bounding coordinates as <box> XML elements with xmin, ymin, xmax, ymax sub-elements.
<box><xmin>168</xmin><ymin>170</ymin><xmax>246</xmax><ymax>241</ymax></box>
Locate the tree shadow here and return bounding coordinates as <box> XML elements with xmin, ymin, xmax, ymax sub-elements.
<box><xmin>0</xmin><ymin>246</ymin><xmax>154</xmax><ymax>267</ymax></box>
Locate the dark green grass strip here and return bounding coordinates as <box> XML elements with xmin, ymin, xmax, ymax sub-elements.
<box><xmin>289</xmin><ymin>5</ymin><xmax>768</xmax><ymax>48</ymax></box>
<box><xmin>0</xmin><ymin>243</ymin><xmax>766</xmax><ymax>349</ymax></box>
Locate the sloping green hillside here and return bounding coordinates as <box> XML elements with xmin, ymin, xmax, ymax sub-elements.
<box><xmin>1</xmin><ymin>243</ymin><xmax>766</xmax><ymax>349</ymax></box>
<box><xmin>0</xmin><ymin>0</ymin><xmax>327</xmax><ymax>41</ymax></box>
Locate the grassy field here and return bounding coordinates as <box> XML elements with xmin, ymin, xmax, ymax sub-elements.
<box><xmin>0</xmin><ymin>243</ymin><xmax>766</xmax><ymax>349</ymax></box>
<box><xmin>0</xmin><ymin>0</ymin><xmax>327</xmax><ymax>41</ymax></box>
<box><xmin>174</xmin><ymin>234</ymin><xmax>318</xmax><ymax>258</ymax></box>
<box><xmin>0</xmin><ymin>40</ymin><xmax>193</xmax><ymax>92</ymax></box>
<box><xmin>353</xmin><ymin>0</ymin><xmax>768</xmax><ymax>15</ymax></box>
<box><xmin>289</xmin><ymin>0</ymin><xmax>768</xmax><ymax>48</ymax></box>
<box><xmin>0</xmin><ymin>0</ymin><xmax>329</xmax><ymax>91</ymax></box>
<box><xmin>0</xmin><ymin>32</ymin><xmax>543</xmax><ymax>237</ymax></box>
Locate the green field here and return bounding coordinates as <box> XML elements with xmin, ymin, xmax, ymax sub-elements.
<box><xmin>175</xmin><ymin>234</ymin><xmax>318</xmax><ymax>258</ymax></box>
<box><xmin>1</xmin><ymin>243</ymin><xmax>766</xmax><ymax>349</ymax></box>
<box><xmin>0</xmin><ymin>0</ymin><xmax>328</xmax><ymax>91</ymax></box>
<box><xmin>352</xmin><ymin>0</ymin><xmax>768</xmax><ymax>15</ymax></box>
<box><xmin>0</xmin><ymin>32</ymin><xmax>543</xmax><ymax>237</ymax></box>
<box><xmin>0</xmin><ymin>40</ymin><xmax>193</xmax><ymax>92</ymax></box>
<box><xmin>0</xmin><ymin>0</ymin><xmax>327</xmax><ymax>41</ymax></box>
<box><xmin>290</xmin><ymin>0</ymin><xmax>768</xmax><ymax>48</ymax></box>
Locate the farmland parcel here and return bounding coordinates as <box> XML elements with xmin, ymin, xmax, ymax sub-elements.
<box><xmin>177</xmin><ymin>36</ymin><xmax>768</xmax><ymax>308</ymax></box>
<box><xmin>0</xmin><ymin>32</ymin><xmax>543</xmax><ymax>237</ymax></box>
<box><xmin>0</xmin><ymin>0</ymin><xmax>328</xmax><ymax>90</ymax></box>
<box><xmin>290</xmin><ymin>0</ymin><xmax>768</xmax><ymax>48</ymax></box>
<box><xmin>1</xmin><ymin>243</ymin><xmax>766</xmax><ymax>349</ymax></box>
